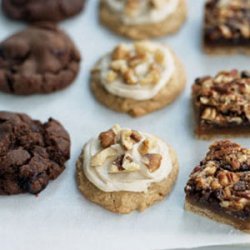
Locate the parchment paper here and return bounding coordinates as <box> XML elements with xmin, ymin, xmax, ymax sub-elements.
<box><xmin>0</xmin><ymin>1</ymin><xmax>250</xmax><ymax>249</ymax></box>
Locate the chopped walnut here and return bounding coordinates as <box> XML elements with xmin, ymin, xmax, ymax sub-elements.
<box><xmin>139</xmin><ymin>139</ymin><xmax>156</xmax><ymax>155</ymax></box>
<box><xmin>142</xmin><ymin>153</ymin><xmax>162</xmax><ymax>172</ymax></box>
<box><xmin>104</xmin><ymin>42</ymin><xmax>166</xmax><ymax>87</ymax></box>
<box><xmin>109</xmin><ymin>154</ymin><xmax>140</xmax><ymax>173</ymax></box>
<box><xmin>99</xmin><ymin>129</ymin><xmax>116</xmax><ymax>148</ymax></box>
<box><xmin>121</xmin><ymin>129</ymin><xmax>142</xmax><ymax>150</ymax></box>
<box><xmin>112</xmin><ymin>44</ymin><xmax>130</xmax><ymax>60</ymax></box>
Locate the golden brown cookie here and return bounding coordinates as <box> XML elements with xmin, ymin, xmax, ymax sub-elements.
<box><xmin>76</xmin><ymin>125</ymin><xmax>179</xmax><ymax>214</ymax></box>
<box><xmin>99</xmin><ymin>0</ymin><xmax>187</xmax><ymax>39</ymax></box>
<box><xmin>91</xmin><ymin>41</ymin><xmax>186</xmax><ymax>117</ymax></box>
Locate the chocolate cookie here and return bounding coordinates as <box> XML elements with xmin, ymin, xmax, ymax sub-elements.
<box><xmin>0</xmin><ymin>23</ymin><xmax>81</xmax><ymax>95</ymax></box>
<box><xmin>2</xmin><ymin>0</ymin><xmax>85</xmax><ymax>22</ymax></box>
<box><xmin>0</xmin><ymin>111</ymin><xmax>71</xmax><ymax>195</ymax></box>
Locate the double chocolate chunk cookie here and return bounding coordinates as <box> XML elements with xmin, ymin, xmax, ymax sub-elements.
<box><xmin>0</xmin><ymin>111</ymin><xmax>71</xmax><ymax>195</ymax></box>
<box><xmin>0</xmin><ymin>23</ymin><xmax>81</xmax><ymax>95</ymax></box>
<box><xmin>185</xmin><ymin>140</ymin><xmax>250</xmax><ymax>232</ymax></box>
<box><xmin>2</xmin><ymin>0</ymin><xmax>85</xmax><ymax>22</ymax></box>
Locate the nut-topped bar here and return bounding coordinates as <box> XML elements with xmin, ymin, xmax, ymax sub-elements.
<box><xmin>204</xmin><ymin>0</ymin><xmax>250</xmax><ymax>54</ymax></box>
<box><xmin>185</xmin><ymin>140</ymin><xmax>250</xmax><ymax>232</ymax></box>
<box><xmin>192</xmin><ymin>70</ymin><xmax>250</xmax><ymax>138</ymax></box>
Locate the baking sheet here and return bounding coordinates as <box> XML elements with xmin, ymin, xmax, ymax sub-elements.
<box><xmin>0</xmin><ymin>1</ymin><xmax>250</xmax><ymax>250</ymax></box>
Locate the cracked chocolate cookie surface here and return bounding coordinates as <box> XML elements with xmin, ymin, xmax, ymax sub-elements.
<box><xmin>2</xmin><ymin>0</ymin><xmax>85</xmax><ymax>22</ymax></box>
<box><xmin>0</xmin><ymin>23</ymin><xmax>81</xmax><ymax>95</ymax></box>
<box><xmin>0</xmin><ymin>111</ymin><xmax>71</xmax><ymax>195</ymax></box>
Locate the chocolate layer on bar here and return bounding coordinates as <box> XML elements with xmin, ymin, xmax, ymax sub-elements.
<box><xmin>192</xmin><ymin>70</ymin><xmax>250</xmax><ymax>136</ymax></box>
<box><xmin>185</xmin><ymin>140</ymin><xmax>250</xmax><ymax>226</ymax></box>
<box><xmin>204</xmin><ymin>0</ymin><xmax>250</xmax><ymax>47</ymax></box>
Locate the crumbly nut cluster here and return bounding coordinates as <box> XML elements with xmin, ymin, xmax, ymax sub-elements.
<box><xmin>91</xmin><ymin>125</ymin><xmax>162</xmax><ymax>174</ymax></box>
<box><xmin>124</xmin><ymin>0</ymin><xmax>168</xmax><ymax>17</ymax></box>
<box><xmin>205</xmin><ymin>0</ymin><xmax>250</xmax><ymax>43</ymax></box>
<box><xmin>193</xmin><ymin>70</ymin><xmax>250</xmax><ymax>127</ymax></box>
<box><xmin>105</xmin><ymin>42</ymin><xmax>166</xmax><ymax>86</ymax></box>
<box><xmin>185</xmin><ymin>140</ymin><xmax>250</xmax><ymax>212</ymax></box>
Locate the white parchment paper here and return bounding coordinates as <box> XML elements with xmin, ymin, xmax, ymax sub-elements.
<box><xmin>0</xmin><ymin>1</ymin><xmax>250</xmax><ymax>249</ymax></box>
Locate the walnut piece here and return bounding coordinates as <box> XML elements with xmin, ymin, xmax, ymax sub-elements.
<box><xmin>139</xmin><ymin>139</ymin><xmax>156</xmax><ymax>155</ymax></box>
<box><xmin>142</xmin><ymin>153</ymin><xmax>162</xmax><ymax>172</ymax></box>
<box><xmin>109</xmin><ymin>154</ymin><xmax>140</xmax><ymax>173</ymax></box>
<box><xmin>99</xmin><ymin>129</ymin><xmax>116</xmax><ymax>148</ymax></box>
<box><xmin>121</xmin><ymin>129</ymin><xmax>142</xmax><ymax>150</ymax></box>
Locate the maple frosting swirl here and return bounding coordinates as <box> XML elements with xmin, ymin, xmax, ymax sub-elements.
<box><xmin>93</xmin><ymin>41</ymin><xmax>175</xmax><ymax>101</ymax></box>
<box><xmin>105</xmin><ymin>0</ymin><xmax>180</xmax><ymax>25</ymax></box>
<box><xmin>82</xmin><ymin>125</ymin><xmax>173</xmax><ymax>192</ymax></box>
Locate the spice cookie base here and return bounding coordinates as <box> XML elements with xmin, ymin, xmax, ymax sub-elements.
<box><xmin>99</xmin><ymin>0</ymin><xmax>187</xmax><ymax>39</ymax></box>
<box><xmin>91</xmin><ymin>51</ymin><xmax>186</xmax><ymax>117</ymax></box>
<box><xmin>76</xmin><ymin>146</ymin><xmax>179</xmax><ymax>214</ymax></box>
<box><xmin>185</xmin><ymin>200</ymin><xmax>250</xmax><ymax>233</ymax></box>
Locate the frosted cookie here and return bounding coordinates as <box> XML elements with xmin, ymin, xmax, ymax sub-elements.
<box><xmin>91</xmin><ymin>41</ymin><xmax>186</xmax><ymax>117</ymax></box>
<box><xmin>204</xmin><ymin>0</ymin><xmax>250</xmax><ymax>55</ymax></box>
<box><xmin>99</xmin><ymin>0</ymin><xmax>187</xmax><ymax>39</ymax></box>
<box><xmin>185</xmin><ymin>140</ymin><xmax>250</xmax><ymax>233</ymax></box>
<box><xmin>76</xmin><ymin>125</ymin><xmax>179</xmax><ymax>214</ymax></box>
<box><xmin>192</xmin><ymin>70</ymin><xmax>250</xmax><ymax>139</ymax></box>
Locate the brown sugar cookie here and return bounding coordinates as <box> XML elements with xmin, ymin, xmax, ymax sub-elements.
<box><xmin>76</xmin><ymin>125</ymin><xmax>179</xmax><ymax>214</ymax></box>
<box><xmin>2</xmin><ymin>0</ymin><xmax>85</xmax><ymax>23</ymax></box>
<box><xmin>185</xmin><ymin>140</ymin><xmax>250</xmax><ymax>233</ymax></box>
<box><xmin>0</xmin><ymin>111</ymin><xmax>71</xmax><ymax>195</ymax></box>
<box><xmin>99</xmin><ymin>0</ymin><xmax>187</xmax><ymax>39</ymax></box>
<box><xmin>0</xmin><ymin>23</ymin><xmax>81</xmax><ymax>95</ymax></box>
<box><xmin>91</xmin><ymin>41</ymin><xmax>186</xmax><ymax>117</ymax></box>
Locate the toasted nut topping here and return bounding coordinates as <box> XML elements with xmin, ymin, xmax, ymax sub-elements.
<box><xmin>99</xmin><ymin>129</ymin><xmax>116</xmax><ymax>148</ymax></box>
<box><xmin>123</xmin><ymin>69</ymin><xmax>138</xmax><ymax>85</ymax></box>
<box><xmin>201</xmin><ymin>108</ymin><xmax>217</xmax><ymax>121</ymax></box>
<box><xmin>142</xmin><ymin>153</ymin><xmax>162</xmax><ymax>172</ymax></box>
<box><xmin>112</xmin><ymin>45</ymin><xmax>130</xmax><ymax>60</ymax></box>
<box><xmin>211</xmin><ymin>180</ymin><xmax>221</xmax><ymax>190</ymax></box>
<box><xmin>139</xmin><ymin>139</ymin><xmax>156</xmax><ymax>155</ymax></box>
<box><xmin>111</xmin><ymin>60</ymin><xmax>128</xmax><ymax>74</ymax></box>
<box><xmin>121</xmin><ymin>129</ymin><xmax>141</xmax><ymax>150</ymax></box>
<box><xmin>91</xmin><ymin>148</ymin><xmax>117</xmax><ymax>167</ymax></box>
<box><xmin>109</xmin><ymin>154</ymin><xmax>140</xmax><ymax>173</ymax></box>
<box><xmin>130</xmin><ymin>130</ymin><xmax>142</xmax><ymax>142</ymax></box>
<box><xmin>193</xmin><ymin>70</ymin><xmax>250</xmax><ymax>128</ymax></box>
<box><xmin>185</xmin><ymin>140</ymin><xmax>250</xmax><ymax>213</ymax></box>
